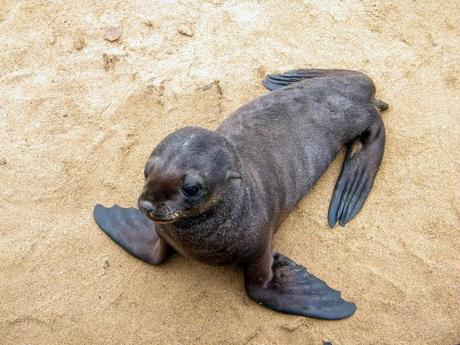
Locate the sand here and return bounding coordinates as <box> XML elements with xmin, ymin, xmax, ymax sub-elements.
<box><xmin>0</xmin><ymin>1</ymin><xmax>459</xmax><ymax>344</ymax></box>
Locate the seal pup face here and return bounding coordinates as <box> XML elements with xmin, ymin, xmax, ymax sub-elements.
<box><xmin>138</xmin><ymin>126</ymin><xmax>241</xmax><ymax>224</ymax></box>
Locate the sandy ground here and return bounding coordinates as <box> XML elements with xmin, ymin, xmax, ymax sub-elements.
<box><xmin>1</xmin><ymin>1</ymin><xmax>459</xmax><ymax>344</ymax></box>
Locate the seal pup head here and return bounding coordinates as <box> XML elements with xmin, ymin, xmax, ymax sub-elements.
<box><xmin>138</xmin><ymin>126</ymin><xmax>241</xmax><ymax>223</ymax></box>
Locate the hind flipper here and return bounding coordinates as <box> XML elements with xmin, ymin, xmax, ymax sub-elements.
<box><xmin>93</xmin><ymin>204</ymin><xmax>173</xmax><ymax>265</ymax></box>
<box><xmin>245</xmin><ymin>252</ymin><xmax>356</xmax><ymax>320</ymax></box>
<box><xmin>262</xmin><ymin>69</ymin><xmax>365</xmax><ymax>91</ymax></box>
<box><xmin>328</xmin><ymin>115</ymin><xmax>385</xmax><ymax>227</ymax></box>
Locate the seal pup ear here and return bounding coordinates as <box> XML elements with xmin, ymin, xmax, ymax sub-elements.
<box><xmin>226</xmin><ymin>171</ymin><xmax>241</xmax><ymax>180</ymax></box>
<box><xmin>144</xmin><ymin>157</ymin><xmax>156</xmax><ymax>178</ymax></box>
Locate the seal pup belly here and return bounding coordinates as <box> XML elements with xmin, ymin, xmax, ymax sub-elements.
<box><xmin>93</xmin><ymin>68</ymin><xmax>388</xmax><ymax>320</ymax></box>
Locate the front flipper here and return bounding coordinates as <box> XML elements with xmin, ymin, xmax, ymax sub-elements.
<box><xmin>93</xmin><ymin>204</ymin><xmax>173</xmax><ymax>265</ymax></box>
<box><xmin>328</xmin><ymin>115</ymin><xmax>385</xmax><ymax>227</ymax></box>
<box><xmin>245</xmin><ymin>253</ymin><xmax>356</xmax><ymax>320</ymax></box>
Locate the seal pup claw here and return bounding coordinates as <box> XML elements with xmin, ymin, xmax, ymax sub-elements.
<box><xmin>94</xmin><ymin>68</ymin><xmax>388</xmax><ymax>319</ymax></box>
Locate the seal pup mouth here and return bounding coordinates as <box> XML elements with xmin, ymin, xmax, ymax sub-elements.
<box><xmin>146</xmin><ymin>211</ymin><xmax>183</xmax><ymax>224</ymax></box>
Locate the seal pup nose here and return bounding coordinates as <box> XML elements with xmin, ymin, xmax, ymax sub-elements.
<box><xmin>139</xmin><ymin>200</ymin><xmax>155</xmax><ymax>212</ymax></box>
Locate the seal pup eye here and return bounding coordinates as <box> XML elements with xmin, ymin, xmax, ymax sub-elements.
<box><xmin>182</xmin><ymin>183</ymin><xmax>201</xmax><ymax>197</ymax></box>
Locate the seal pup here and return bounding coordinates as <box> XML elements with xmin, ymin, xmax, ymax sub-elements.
<box><xmin>94</xmin><ymin>69</ymin><xmax>388</xmax><ymax>320</ymax></box>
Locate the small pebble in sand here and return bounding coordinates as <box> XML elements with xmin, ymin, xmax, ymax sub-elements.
<box><xmin>104</xmin><ymin>25</ymin><xmax>123</xmax><ymax>42</ymax></box>
<box><xmin>256</xmin><ymin>66</ymin><xmax>266</xmax><ymax>79</ymax></box>
<box><xmin>49</xmin><ymin>33</ymin><xmax>57</xmax><ymax>45</ymax></box>
<box><xmin>177</xmin><ymin>24</ymin><xmax>194</xmax><ymax>37</ymax></box>
<box><xmin>73</xmin><ymin>34</ymin><xmax>86</xmax><ymax>50</ymax></box>
<box><xmin>103</xmin><ymin>53</ymin><xmax>119</xmax><ymax>71</ymax></box>
<box><xmin>142</xmin><ymin>19</ymin><xmax>154</xmax><ymax>28</ymax></box>
<box><xmin>0</xmin><ymin>158</ymin><xmax>7</xmax><ymax>166</ymax></box>
<box><xmin>102</xmin><ymin>181</ymin><xmax>117</xmax><ymax>190</ymax></box>
<box><xmin>280</xmin><ymin>317</ymin><xmax>303</xmax><ymax>332</ymax></box>
<box><xmin>103</xmin><ymin>260</ymin><xmax>110</xmax><ymax>269</ymax></box>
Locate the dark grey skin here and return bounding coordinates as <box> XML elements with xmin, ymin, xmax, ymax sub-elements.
<box><xmin>94</xmin><ymin>69</ymin><xmax>388</xmax><ymax>320</ymax></box>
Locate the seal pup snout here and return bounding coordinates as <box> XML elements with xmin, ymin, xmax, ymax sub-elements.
<box><xmin>138</xmin><ymin>200</ymin><xmax>154</xmax><ymax>212</ymax></box>
<box><xmin>138</xmin><ymin>195</ymin><xmax>184</xmax><ymax>223</ymax></box>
